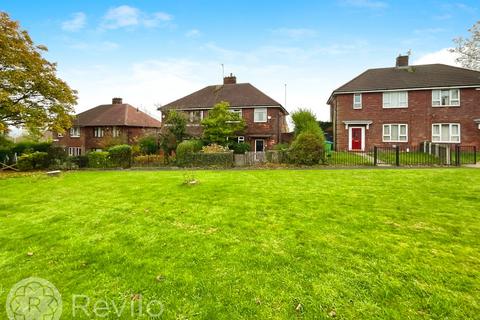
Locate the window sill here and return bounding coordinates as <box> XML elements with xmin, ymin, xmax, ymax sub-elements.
<box><xmin>382</xmin><ymin>106</ymin><xmax>408</xmax><ymax>109</ymax></box>
<box><xmin>253</xmin><ymin>121</ymin><xmax>268</xmax><ymax>123</ymax></box>
<box><xmin>382</xmin><ymin>140</ymin><xmax>408</xmax><ymax>143</ymax></box>
<box><xmin>432</xmin><ymin>141</ymin><xmax>461</xmax><ymax>144</ymax></box>
<box><xmin>70</xmin><ymin>136</ymin><xmax>80</xmax><ymax>138</ymax></box>
<box><xmin>432</xmin><ymin>105</ymin><xmax>460</xmax><ymax>108</ymax></box>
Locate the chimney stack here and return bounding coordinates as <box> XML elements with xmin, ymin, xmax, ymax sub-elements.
<box><xmin>396</xmin><ymin>55</ymin><xmax>409</xmax><ymax>68</ymax></box>
<box><xmin>112</xmin><ymin>97</ymin><xmax>123</xmax><ymax>104</ymax></box>
<box><xmin>223</xmin><ymin>73</ymin><xmax>237</xmax><ymax>85</ymax></box>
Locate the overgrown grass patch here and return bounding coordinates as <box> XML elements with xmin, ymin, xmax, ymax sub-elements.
<box><xmin>0</xmin><ymin>169</ymin><xmax>479</xmax><ymax>319</ymax></box>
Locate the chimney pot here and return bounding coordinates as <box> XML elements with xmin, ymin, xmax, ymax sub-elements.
<box><xmin>396</xmin><ymin>55</ymin><xmax>409</xmax><ymax>67</ymax></box>
<box><xmin>223</xmin><ymin>74</ymin><xmax>237</xmax><ymax>85</ymax></box>
<box><xmin>112</xmin><ymin>97</ymin><xmax>123</xmax><ymax>104</ymax></box>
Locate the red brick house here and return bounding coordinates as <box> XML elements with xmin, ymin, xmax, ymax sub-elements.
<box><xmin>159</xmin><ymin>75</ymin><xmax>289</xmax><ymax>152</ymax></box>
<box><xmin>54</xmin><ymin>98</ymin><xmax>161</xmax><ymax>155</ymax></box>
<box><xmin>328</xmin><ymin>56</ymin><xmax>480</xmax><ymax>151</ymax></box>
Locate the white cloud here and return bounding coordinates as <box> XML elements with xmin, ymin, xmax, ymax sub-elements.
<box><xmin>101</xmin><ymin>5</ymin><xmax>173</xmax><ymax>29</ymax></box>
<box><xmin>61</xmin><ymin>12</ymin><xmax>86</xmax><ymax>32</ymax></box>
<box><xmin>414</xmin><ymin>48</ymin><xmax>460</xmax><ymax>66</ymax></box>
<box><xmin>413</xmin><ymin>28</ymin><xmax>445</xmax><ymax>35</ymax></box>
<box><xmin>185</xmin><ymin>29</ymin><xmax>201</xmax><ymax>38</ymax></box>
<box><xmin>339</xmin><ymin>0</ymin><xmax>388</xmax><ymax>9</ymax></box>
<box><xmin>270</xmin><ymin>28</ymin><xmax>317</xmax><ymax>40</ymax></box>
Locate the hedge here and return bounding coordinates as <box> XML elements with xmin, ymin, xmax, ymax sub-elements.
<box><xmin>87</xmin><ymin>151</ymin><xmax>109</xmax><ymax>168</ymax></box>
<box><xmin>108</xmin><ymin>145</ymin><xmax>132</xmax><ymax>168</ymax></box>
<box><xmin>17</xmin><ymin>152</ymin><xmax>50</xmax><ymax>171</ymax></box>
<box><xmin>180</xmin><ymin>151</ymin><xmax>234</xmax><ymax>168</ymax></box>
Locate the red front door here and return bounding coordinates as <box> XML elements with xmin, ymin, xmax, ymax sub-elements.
<box><xmin>351</xmin><ymin>128</ymin><xmax>362</xmax><ymax>150</ymax></box>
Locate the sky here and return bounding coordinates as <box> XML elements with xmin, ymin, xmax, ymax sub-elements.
<box><xmin>1</xmin><ymin>0</ymin><xmax>479</xmax><ymax>123</ymax></box>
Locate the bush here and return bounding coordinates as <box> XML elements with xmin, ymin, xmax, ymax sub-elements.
<box><xmin>273</xmin><ymin>143</ymin><xmax>289</xmax><ymax>151</ymax></box>
<box><xmin>47</xmin><ymin>146</ymin><xmax>68</xmax><ymax>163</ymax></box>
<box><xmin>138</xmin><ymin>135</ymin><xmax>158</xmax><ymax>155</ymax></box>
<box><xmin>71</xmin><ymin>155</ymin><xmax>89</xmax><ymax>168</ymax></box>
<box><xmin>133</xmin><ymin>154</ymin><xmax>165</xmax><ymax>167</ymax></box>
<box><xmin>108</xmin><ymin>145</ymin><xmax>132</xmax><ymax>168</ymax></box>
<box><xmin>88</xmin><ymin>151</ymin><xmax>109</xmax><ymax>168</ymax></box>
<box><xmin>202</xmin><ymin>143</ymin><xmax>229</xmax><ymax>153</ymax></box>
<box><xmin>228</xmin><ymin>142</ymin><xmax>250</xmax><ymax>154</ymax></box>
<box><xmin>176</xmin><ymin>140</ymin><xmax>197</xmax><ymax>166</ymax></box>
<box><xmin>11</xmin><ymin>141</ymin><xmax>52</xmax><ymax>155</ymax></box>
<box><xmin>191</xmin><ymin>152</ymin><xmax>233</xmax><ymax>168</ymax></box>
<box><xmin>17</xmin><ymin>151</ymin><xmax>49</xmax><ymax>171</ymax></box>
<box><xmin>288</xmin><ymin>132</ymin><xmax>324</xmax><ymax>165</ymax></box>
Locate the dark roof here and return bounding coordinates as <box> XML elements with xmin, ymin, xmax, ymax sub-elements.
<box><xmin>160</xmin><ymin>83</ymin><xmax>287</xmax><ymax>114</ymax></box>
<box><xmin>333</xmin><ymin>64</ymin><xmax>480</xmax><ymax>94</ymax></box>
<box><xmin>74</xmin><ymin>103</ymin><xmax>161</xmax><ymax>127</ymax></box>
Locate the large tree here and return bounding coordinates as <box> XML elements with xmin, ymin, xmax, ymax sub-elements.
<box><xmin>451</xmin><ymin>20</ymin><xmax>480</xmax><ymax>71</ymax></box>
<box><xmin>201</xmin><ymin>101</ymin><xmax>245</xmax><ymax>145</ymax></box>
<box><xmin>0</xmin><ymin>12</ymin><xmax>77</xmax><ymax>134</ymax></box>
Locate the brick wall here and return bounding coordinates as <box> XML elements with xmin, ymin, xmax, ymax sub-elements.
<box><xmin>332</xmin><ymin>88</ymin><xmax>480</xmax><ymax>150</ymax></box>
<box><xmin>54</xmin><ymin>126</ymin><xmax>159</xmax><ymax>153</ymax></box>
<box><xmin>183</xmin><ymin>107</ymin><xmax>289</xmax><ymax>150</ymax></box>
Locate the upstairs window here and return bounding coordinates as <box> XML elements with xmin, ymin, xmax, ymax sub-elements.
<box><xmin>383</xmin><ymin>91</ymin><xmax>408</xmax><ymax>108</ymax></box>
<box><xmin>432</xmin><ymin>123</ymin><xmax>460</xmax><ymax>143</ymax></box>
<box><xmin>383</xmin><ymin>124</ymin><xmax>408</xmax><ymax>142</ymax></box>
<box><xmin>69</xmin><ymin>127</ymin><xmax>80</xmax><ymax>137</ymax></box>
<box><xmin>93</xmin><ymin>127</ymin><xmax>104</xmax><ymax>138</ymax></box>
<box><xmin>254</xmin><ymin>108</ymin><xmax>268</xmax><ymax>123</ymax></box>
<box><xmin>353</xmin><ymin>93</ymin><xmax>362</xmax><ymax>109</ymax></box>
<box><xmin>432</xmin><ymin>89</ymin><xmax>460</xmax><ymax>106</ymax></box>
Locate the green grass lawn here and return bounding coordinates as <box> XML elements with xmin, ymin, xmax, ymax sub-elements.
<box><xmin>1</xmin><ymin>169</ymin><xmax>479</xmax><ymax>319</ymax></box>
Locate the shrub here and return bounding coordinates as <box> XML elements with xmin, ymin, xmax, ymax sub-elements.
<box><xmin>47</xmin><ymin>146</ymin><xmax>68</xmax><ymax>163</ymax></box>
<box><xmin>139</xmin><ymin>135</ymin><xmax>158</xmax><ymax>155</ymax></box>
<box><xmin>88</xmin><ymin>151</ymin><xmax>109</xmax><ymax>168</ymax></box>
<box><xmin>191</xmin><ymin>152</ymin><xmax>233</xmax><ymax>168</ymax></box>
<box><xmin>71</xmin><ymin>155</ymin><xmax>89</xmax><ymax>168</ymax></box>
<box><xmin>11</xmin><ymin>141</ymin><xmax>52</xmax><ymax>155</ymax></box>
<box><xmin>133</xmin><ymin>154</ymin><xmax>165</xmax><ymax>167</ymax></box>
<box><xmin>228</xmin><ymin>141</ymin><xmax>250</xmax><ymax>154</ymax></box>
<box><xmin>176</xmin><ymin>140</ymin><xmax>197</xmax><ymax>166</ymax></box>
<box><xmin>273</xmin><ymin>143</ymin><xmax>289</xmax><ymax>151</ymax></box>
<box><xmin>202</xmin><ymin>143</ymin><xmax>229</xmax><ymax>153</ymax></box>
<box><xmin>17</xmin><ymin>151</ymin><xmax>49</xmax><ymax>171</ymax></box>
<box><xmin>288</xmin><ymin>132</ymin><xmax>324</xmax><ymax>165</ymax></box>
<box><xmin>108</xmin><ymin>145</ymin><xmax>132</xmax><ymax>168</ymax></box>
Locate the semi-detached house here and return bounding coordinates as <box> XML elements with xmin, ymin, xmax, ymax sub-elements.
<box><xmin>328</xmin><ymin>55</ymin><xmax>480</xmax><ymax>151</ymax></box>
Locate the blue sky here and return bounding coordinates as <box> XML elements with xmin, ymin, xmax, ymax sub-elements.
<box><xmin>2</xmin><ymin>0</ymin><xmax>479</xmax><ymax>120</ymax></box>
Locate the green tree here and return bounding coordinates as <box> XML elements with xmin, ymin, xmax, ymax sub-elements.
<box><xmin>159</xmin><ymin>110</ymin><xmax>187</xmax><ymax>161</ymax></box>
<box><xmin>201</xmin><ymin>101</ymin><xmax>246</xmax><ymax>145</ymax></box>
<box><xmin>451</xmin><ymin>20</ymin><xmax>480</xmax><ymax>71</ymax></box>
<box><xmin>138</xmin><ymin>135</ymin><xmax>158</xmax><ymax>155</ymax></box>
<box><xmin>291</xmin><ymin>108</ymin><xmax>325</xmax><ymax>141</ymax></box>
<box><xmin>0</xmin><ymin>12</ymin><xmax>77</xmax><ymax>134</ymax></box>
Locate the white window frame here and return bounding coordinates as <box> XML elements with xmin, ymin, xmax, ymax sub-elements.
<box><xmin>69</xmin><ymin>127</ymin><xmax>80</xmax><ymax>137</ymax></box>
<box><xmin>432</xmin><ymin>123</ymin><xmax>461</xmax><ymax>143</ymax></box>
<box><xmin>237</xmin><ymin>136</ymin><xmax>245</xmax><ymax>143</ymax></box>
<box><xmin>382</xmin><ymin>91</ymin><xmax>408</xmax><ymax>108</ymax></box>
<box><xmin>382</xmin><ymin>124</ymin><xmax>408</xmax><ymax>142</ymax></box>
<box><xmin>254</xmin><ymin>108</ymin><xmax>268</xmax><ymax>123</ymax></box>
<box><xmin>353</xmin><ymin>93</ymin><xmax>362</xmax><ymax>109</ymax></box>
<box><xmin>68</xmin><ymin>147</ymin><xmax>82</xmax><ymax>156</ymax></box>
<box><xmin>432</xmin><ymin>89</ymin><xmax>460</xmax><ymax>107</ymax></box>
<box><xmin>112</xmin><ymin>126</ymin><xmax>120</xmax><ymax>137</ymax></box>
<box><xmin>57</xmin><ymin>132</ymin><xmax>63</xmax><ymax>138</ymax></box>
<box><xmin>94</xmin><ymin>127</ymin><xmax>104</xmax><ymax>138</ymax></box>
